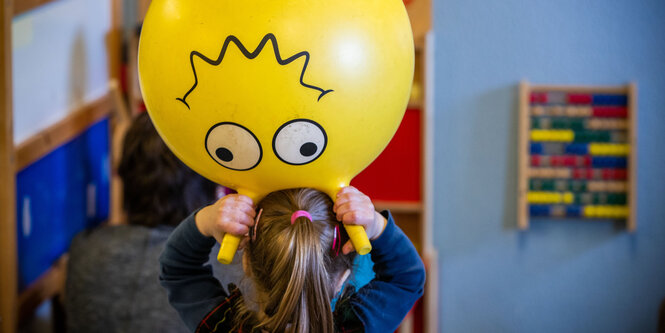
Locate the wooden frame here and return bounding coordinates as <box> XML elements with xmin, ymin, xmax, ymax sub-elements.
<box><xmin>1</xmin><ymin>1</ymin><xmax>17</xmax><ymax>332</ymax></box>
<box><xmin>15</xmin><ymin>94</ymin><xmax>113</xmax><ymax>171</ymax></box>
<box><xmin>13</xmin><ymin>0</ymin><xmax>59</xmax><ymax>17</ymax></box>
<box><xmin>422</xmin><ymin>30</ymin><xmax>438</xmax><ymax>333</ymax></box>
<box><xmin>518</xmin><ymin>81</ymin><xmax>637</xmax><ymax>230</ymax></box>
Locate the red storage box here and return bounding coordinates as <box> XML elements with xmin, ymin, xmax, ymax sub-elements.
<box><xmin>351</xmin><ymin>108</ymin><xmax>422</xmax><ymax>202</ymax></box>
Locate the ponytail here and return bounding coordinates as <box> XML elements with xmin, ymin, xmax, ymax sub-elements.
<box><xmin>236</xmin><ymin>189</ymin><xmax>354</xmax><ymax>333</ymax></box>
<box><xmin>262</xmin><ymin>219</ymin><xmax>333</xmax><ymax>333</ymax></box>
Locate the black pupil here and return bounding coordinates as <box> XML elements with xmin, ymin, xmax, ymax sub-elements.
<box><xmin>216</xmin><ymin>148</ymin><xmax>234</xmax><ymax>162</ymax></box>
<box><xmin>300</xmin><ymin>142</ymin><xmax>317</xmax><ymax>157</ymax></box>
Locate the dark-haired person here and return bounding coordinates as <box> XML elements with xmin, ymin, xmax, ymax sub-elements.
<box><xmin>64</xmin><ymin>112</ymin><xmax>237</xmax><ymax>332</ymax></box>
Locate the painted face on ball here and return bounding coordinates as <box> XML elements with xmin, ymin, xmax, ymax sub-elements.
<box><xmin>139</xmin><ymin>0</ymin><xmax>414</xmax><ymax>200</ymax></box>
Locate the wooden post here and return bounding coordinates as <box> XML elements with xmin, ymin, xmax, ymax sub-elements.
<box><xmin>627</xmin><ymin>82</ymin><xmax>638</xmax><ymax>231</ymax></box>
<box><xmin>0</xmin><ymin>0</ymin><xmax>17</xmax><ymax>331</ymax></box>
<box><xmin>517</xmin><ymin>81</ymin><xmax>530</xmax><ymax>229</ymax></box>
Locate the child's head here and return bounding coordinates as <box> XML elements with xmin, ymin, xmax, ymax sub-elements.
<box><xmin>118</xmin><ymin>112</ymin><xmax>217</xmax><ymax>227</ymax></box>
<box><xmin>239</xmin><ymin>188</ymin><xmax>356</xmax><ymax>333</ymax></box>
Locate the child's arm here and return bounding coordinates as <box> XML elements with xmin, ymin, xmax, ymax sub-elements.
<box><xmin>333</xmin><ymin>187</ymin><xmax>426</xmax><ymax>333</ymax></box>
<box><xmin>159</xmin><ymin>194</ymin><xmax>255</xmax><ymax>331</ymax></box>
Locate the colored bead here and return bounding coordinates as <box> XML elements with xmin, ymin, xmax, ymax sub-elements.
<box><xmin>543</xmin><ymin>143</ymin><xmax>566</xmax><ymax>155</ymax></box>
<box><xmin>592</xmin><ymin>94</ymin><xmax>628</xmax><ymax>106</ymax></box>
<box><xmin>530</xmin><ymin>143</ymin><xmax>543</xmax><ymax>154</ymax></box>
<box><xmin>531</xmin><ymin>155</ymin><xmax>541</xmax><ymax>167</ymax></box>
<box><xmin>550</xmin><ymin>106</ymin><xmax>566</xmax><ymax>116</ymax></box>
<box><xmin>578</xmin><ymin>107</ymin><xmax>593</xmax><ymax>117</ymax></box>
<box><xmin>571</xmin><ymin>180</ymin><xmax>586</xmax><ymax>192</ymax></box>
<box><xmin>529</xmin><ymin>205</ymin><xmax>550</xmax><ymax>217</ymax></box>
<box><xmin>566</xmin><ymin>205</ymin><xmax>583</xmax><ymax>217</ymax></box>
<box><xmin>566</xmin><ymin>106</ymin><xmax>580</xmax><ymax>117</ymax></box>
<box><xmin>531</xmin><ymin>130</ymin><xmax>575</xmax><ymax>142</ymax></box>
<box><xmin>596</xmin><ymin>193</ymin><xmax>608</xmax><ymax>205</ymax></box>
<box><xmin>529</xmin><ymin>179</ymin><xmax>542</xmax><ymax>191</ymax></box>
<box><xmin>568</xmin><ymin>93</ymin><xmax>592</xmax><ymax>104</ymax></box>
<box><xmin>592</xmin><ymin>157</ymin><xmax>627</xmax><ymax>168</ymax></box>
<box><xmin>565</xmin><ymin>143</ymin><xmax>589</xmax><ymax>155</ymax></box>
<box><xmin>548</xmin><ymin>92</ymin><xmax>567</xmax><ymax>104</ymax></box>
<box><xmin>589</xmin><ymin>143</ymin><xmax>630</xmax><ymax>156</ymax></box>
<box><xmin>611</xmin><ymin>131</ymin><xmax>628</xmax><ymax>142</ymax></box>
<box><xmin>531</xmin><ymin>106</ymin><xmax>546</xmax><ymax>116</ymax></box>
<box><xmin>551</xmin><ymin>205</ymin><xmax>567</xmax><ymax>217</ymax></box>
<box><xmin>530</xmin><ymin>92</ymin><xmax>548</xmax><ymax>104</ymax></box>
<box><xmin>593</xmin><ymin>106</ymin><xmax>628</xmax><ymax>118</ymax></box>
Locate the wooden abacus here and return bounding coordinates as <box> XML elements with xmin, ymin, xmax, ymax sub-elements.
<box><xmin>518</xmin><ymin>82</ymin><xmax>637</xmax><ymax>230</ymax></box>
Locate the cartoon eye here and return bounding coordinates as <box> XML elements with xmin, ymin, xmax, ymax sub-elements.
<box><xmin>273</xmin><ymin>119</ymin><xmax>327</xmax><ymax>165</ymax></box>
<box><xmin>205</xmin><ymin>122</ymin><xmax>262</xmax><ymax>171</ymax></box>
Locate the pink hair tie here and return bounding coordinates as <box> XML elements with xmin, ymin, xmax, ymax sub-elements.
<box><xmin>291</xmin><ymin>210</ymin><xmax>312</xmax><ymax>224</ymax></box>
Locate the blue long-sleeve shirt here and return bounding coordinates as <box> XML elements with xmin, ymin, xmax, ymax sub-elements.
<box><xmin>159</xmin><ymin>211</ymin><xmax>425</xmax><ymax>333</ymax></box>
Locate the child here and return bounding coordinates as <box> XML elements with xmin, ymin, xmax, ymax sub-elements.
<box><xmin>160</xmin><ymin>186</ymin><xmax>425</xmax><ymax>333</ymax></box>
<box><xmin>66</xmin><ymin>112</ymin><xmax>218</xmax><ymax>332</ymax></box>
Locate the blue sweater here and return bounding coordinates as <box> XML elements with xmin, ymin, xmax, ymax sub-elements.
<box><xmin>159</xmin><ymin>211</ymin><xmax>425</xmax><ymax>333</ymax></box>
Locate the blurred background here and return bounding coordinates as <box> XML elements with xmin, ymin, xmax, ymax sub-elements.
<box><xmin>1</xmin><ymin>0</ymin><xmax>664</xmax><ymax>332</ymax></box>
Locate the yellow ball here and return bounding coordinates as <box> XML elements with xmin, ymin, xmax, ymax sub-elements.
<box><xmin>138</xmin><ymin>0</ymin><xmax>414</xmax><ymax>201</ymax></box>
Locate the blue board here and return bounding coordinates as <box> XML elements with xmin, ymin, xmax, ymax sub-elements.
<box><xmin>16</xmin><ymin>118</ymin><xmax>110</xmax><ymax>290</ymax></box>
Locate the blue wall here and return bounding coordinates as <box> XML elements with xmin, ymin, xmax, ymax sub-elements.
<box><xmin>432</xmin><ymin>0</ymin><xmax>665</xmax><ymax>332</ymax></box>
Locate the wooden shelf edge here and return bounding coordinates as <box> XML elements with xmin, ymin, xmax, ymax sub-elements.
<box><xmin>17</xmin><ymin>255</ymin><xmax>68</xmax><ymax>327</ymax></box>
<box><xmin>13</xmin><ymin>0</ymin><xmax>58</xmax><ymax>17</ymax></box>
<box><xmin>373</xmin><ymin>200</ymin><xmax>422</xmax><ymax>213</ymax></box>
<box><xmin>423</xmin><ymin>248</ymin><xmax>439</xmax><ymax>333</ymax></box>
<box><xmin>529</xmin><ymin>84</ymin><xmax>629</xmax><ymax>94</ymax></box>
<box><xmin>15</xmin><ymin>92</ymin><xmax>113</xmax><ymax>172</ymax></box>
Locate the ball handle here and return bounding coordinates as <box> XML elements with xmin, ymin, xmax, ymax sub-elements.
<box><xmin>344</xmin><ymin>224</ymin><xmax>372</xmax><ymax>255</ymax></box>
<box><xmin>217</xmin><ymin>233</ymin><xmax>240</xmax><ymax>264</ymax></box>
<box><xmin>326</xmin><ymin>184</ymin><xmax>372</xmax><ymax>256</ymax></box>
<box><xmin>217</xmin><ymin>188</ymin><xmax>259</xmax><ymax>265</ymax></box>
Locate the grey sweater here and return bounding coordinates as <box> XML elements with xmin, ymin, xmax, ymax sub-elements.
<box><xmin>65</xmin><ymin>224</ymin><xmax>244</xmax><ymax>333</ymax></box>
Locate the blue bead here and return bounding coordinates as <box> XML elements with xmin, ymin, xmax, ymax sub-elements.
<box><xmin>566</xmin><ymin>205</ymin><xmax>583</xmax><ymax>217</ymax></box>
<box><xmin>592</xmin><ymin>94</ymin><xmax>628</xmax><ymax>106</ymax></box>
<box><xmin>530</xmin><ymin>143</ymin><xmax>543</xmax><ymax>154</ymax></box>
<box><xmin>566</xmin><ymin>143</ymin><xmax>588</xmax><ymax>155</ymax></box>
<box><xmin>529</xmin><ymin>205</ymin><xmax>550</xmax><ymax>217</ymax></box>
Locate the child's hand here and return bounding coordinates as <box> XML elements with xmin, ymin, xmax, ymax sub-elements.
<box><xmin>333</xmin><ymin>186</ymin><xmax>387</xmax><ymax>254</ymax></box>
<box><xmin>195</xmin><ymin>194</ymin><xmax>256</xmax><ymax>248</ymax></box>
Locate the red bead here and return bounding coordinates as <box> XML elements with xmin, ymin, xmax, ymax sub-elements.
<box><xmin>567</xmin><ymin>94</ymin><xmax>592</xmax><ymax>104</ymax></box>
<box><xmin>593</xmin><ymin>106</ymin><xmax>628</xmax><ymax>118</ymax></box>
<box><xmin>531</xmin><ymin>155</ymin><xmax>541</xmax><ymax>166</ymax></box>
<box><xmin>583</xmin><ymin>156</ymin><xmax>592</xmax><ymax>167</ymax></box>
<box><xmin>530</xmin><ymin>92</ymin><xmax>548</xmax><ymax>104</ymax></box>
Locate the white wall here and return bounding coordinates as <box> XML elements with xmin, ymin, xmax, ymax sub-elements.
<box><xmin>12</xmin><ymin>0</ymin><xmax>110</xmax><ymax>144</ymax></box>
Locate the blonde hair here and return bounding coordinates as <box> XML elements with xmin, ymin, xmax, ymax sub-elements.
<box><xmin>235</xmin><ymin>188</ymin><xmax>355</xmax><ymax>332</ymax></box>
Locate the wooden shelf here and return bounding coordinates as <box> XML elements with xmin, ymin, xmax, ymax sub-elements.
<box><xmin>374</xmin><ymin>200</ymin><xmax>422</xmax><ymax>213</ymax></box>
<box><xmin>405</xmin><ymin>0</ymin><xmax>431</xmax><ymax>50</ymax></box>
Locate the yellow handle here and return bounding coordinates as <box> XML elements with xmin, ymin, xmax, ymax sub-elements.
<box><xmin>327</xmin><ymin>184</ymin><xmax>372</xmax><ymax>255</ymax></box>
<box><xmin>218</xmin><ymin>233</ymin><xmax>241</xmax><ymax>264</ymax></box>
<box><xmin>217</xmin><ymin>189</ymin><xmax>260</xmax><ymax>264</ymax></box>
<box><xmin>344</xmin><ymin>224</ymin><xmax>372</xmax><ymax>255</ymax></box>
